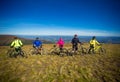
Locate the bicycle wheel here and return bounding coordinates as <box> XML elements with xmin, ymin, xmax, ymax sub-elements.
<box><xmin>59</xmin><ymin>48</ymin><xmax>68</xmax><ymax>56</ymax></box>
<box><xmin>87</xmin><ymin>48</ymin><xmax>94</xmax><ymax>55</ymax></box>
<box><xmin>78</xmin><ymin>46</ymin><xmax>87</xmax><ymax>55</ymax></box>
<box><xmin>20</xmin><ymin>50</ymin><xmax>28</xmax><ymax>58</ymax></box>
<box><xmin>29</xmin><ymin>48</ymin><xmax>37</xmax><ymax>55</ymax></box>
<box><xmin>49</xmin><ymin>48</ymin><xmax>55</xmax><ymax>55</ymax></box>
<box><xmin>6</xmin><ymin>49</ymin><xmax>15</xmax><ymax>58</ymax></box>
<box><xmin>99</xmin><ymin>48</ymin><xmax>106</xmax><ymax>55</ymax></box>
<box><xmin>68</xmin><ymin>48</ymin><xmax>75</xmax><ymax>56</ymax></box>
<box><xmin>81</xmin><ymin>47</ymin><xmax>87</xmax><ymax>54</ymax></box>
<box><xmin>41</xmin><ymin>48</ymin><xmax>48</xmax><ymax>55</ymax></box>
<box><xmin>49</xmin><ymin>48</ymin><xmax>59</xmax><ymax>55</ymax></box>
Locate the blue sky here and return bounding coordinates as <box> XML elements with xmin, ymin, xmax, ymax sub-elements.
<box><xmin>0</xmin><ymin>0</ymin><xmax>120</xmax><ymax>36</ymax></box>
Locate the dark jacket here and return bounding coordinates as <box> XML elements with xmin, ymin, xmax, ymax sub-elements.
<box><xmin>71</xmin><ymin>37</ymin><xmax>81</xmax><ymax>45</ymax></box>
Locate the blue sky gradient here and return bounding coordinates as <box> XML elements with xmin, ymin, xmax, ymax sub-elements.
<box><xmin>0</xmin><ymin>0</ymin><xmax>120</xmax><ymax>36</ymax></box>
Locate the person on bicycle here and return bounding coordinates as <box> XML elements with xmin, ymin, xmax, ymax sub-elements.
<box><xmin>10</xmin><ymin>37</ymin><xmax>23</xmax><ymax>52</ymax></box>
<box><xmin>57</xmin><ymin>37</ymin><xmax>64</xmax><ymax>50</ymax></box>
<box><xmin>71</xmin><ymin>34</ymin><xmax>81</xmax><ymax>51</ymax></box>
<box><xmin>88</xmin><ymin>36</ymin><xmax>100</xmax><ymax>53</ymax></box>
<box><xmin>33</xmin><ymin>37</ymin><xmax>42</xmax><ymax>49</ymax></box>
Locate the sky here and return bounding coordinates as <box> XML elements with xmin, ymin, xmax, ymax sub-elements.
<box><xmin>0</xmin><ymin>0</ymin><xmax>120</xmax><ymax>36</ymax></box>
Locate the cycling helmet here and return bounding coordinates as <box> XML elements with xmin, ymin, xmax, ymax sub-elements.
<box><xmin>74</xmin><ymin>34</ymin><xmax>77</xmax><ymax>37</ymax></box>
<box><xmin>14</xmin><ymin>36</ymin><xmax>18</xmax><ymax>39</ymax></box>
<box><xmin>36</xmin><ymin>37</ymin><xmax>39</xmax><ymax>40</ymax></box>
<box><xmin>92</xmin><ymin>36</ymin><xmax>96</xmax><ymax>39</ymax></box>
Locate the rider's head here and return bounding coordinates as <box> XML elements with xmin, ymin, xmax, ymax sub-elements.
<box><xmin>74</xmin><ymin>34</ymin><xmax>77</xmax><ymax>38</ymax></box>
<box><xmin>92</xmin><ymin>36</ymin><xmax>96</xmax><ymax>40</ymax></box>
<box><xmin>36</xmin><ymin>37</ymin><xmax>39</xmax><ymax>40</ymax></box>
<box><xmin>14</xmin><ymin>36</ymin><xmax>18</xmax><ymax>39</ymax></box>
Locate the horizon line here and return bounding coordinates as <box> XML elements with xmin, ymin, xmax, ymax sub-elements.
<box><xmin>0</xmin><ymin>34</ymin><xmax>120</xmax><ymax>37</ymax></box>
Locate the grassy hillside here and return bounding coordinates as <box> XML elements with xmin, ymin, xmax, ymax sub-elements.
<box><xmin>0</xmin><ymin>44</ymin><xmax>120</xmax><ymax>82</ymax></box>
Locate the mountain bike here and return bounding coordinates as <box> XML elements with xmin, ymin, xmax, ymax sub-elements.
<box><xmin>49</xmin><ymin>45</ymin><xmax>68</xmax><ymax>56</ymax></box>
<box><xmin>68</xmin><ymin>45</ymin><xmax>87</xmax><ymax>56</ymax></box>
<box><xmin>29</xmin><ymin>46</ymin><xmax>48</xmax><ymax>55</ymax></box>
<box><xmin>6</xmin><ymin>47</ymin><xmax>27</xmax><ymax>58</ymax></box>
<box><xmin>87</xmin><ymin>44</ymin><xmax>106</xmax><ymax>55</ymax></box>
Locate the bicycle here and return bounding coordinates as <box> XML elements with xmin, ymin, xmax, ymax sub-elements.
<box><xmin>68</xmin><ymin>44</ymin><xmax>87</xmax><ymax>56</ymax></box>
<box><xmin>87</xmin><ymin>44</ymin><xmax>106</xmax><ymax>55</ymax></box>
<box><xmin>29</xmin><ymin>46</ymin><xmax>48</xmax><ymax>55</ymax></box>
<box><xmin>49</xmin><ymin>45</ymin><xmax>68</xmax><ymax>56</ymax></box>
<box><xmin>6</xmin><ymin>47</ymin><xmax>27</xmax><ymax>58</ymax></box>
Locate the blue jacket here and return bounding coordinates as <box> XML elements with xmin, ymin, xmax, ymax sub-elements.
<box><xmin>33</xmin><ymin>40</ymin><xmax>42</xmax><ymax>47</ymax></box>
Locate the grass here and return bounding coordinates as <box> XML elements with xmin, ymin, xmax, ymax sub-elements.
<box><xmin>0</xmin><ymin>43</ymin><xmax>120</xmax><ymax>82</ymax></box>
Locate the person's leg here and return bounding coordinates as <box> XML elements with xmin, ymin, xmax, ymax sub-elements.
<box><xmin>75</xmin><ymin>45</ymin><xmax>78</xmax><ymax>51</ymax></box>
<box><xmin>60</xmin><ymin>45</ymin><xmax>63</xmax><ymax>51</ymax></box>
<box><xmin>14</xmin><ymin>48</ymin><xmax>19</xmax><ymax>57</ymax></box>
<box><xmin>36</xmin><ymin>46</ymin><xmax>40</xmax><ymax>54</ymax></box>
<box><xmin>18</xmin><ymin>47</ymin><xmax>24</xmax><ymax>57</ymax></box>
<box><xmin>72</xmin><ymin>44</ymin><xmax>75</xmax><ymax>51</ymax></box>
<box><xmin>88</xmin><ymin>45</ymin><xmax>92</xmax><ymax>54</ymax></box>
<box><xmin>89</xmin><ymin>45</ymin><xmax>94</xmax><ymax>54</ymax></box>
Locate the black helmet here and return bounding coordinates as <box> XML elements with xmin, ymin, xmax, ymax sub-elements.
<box><xmin>36</xmin><ymin>37</ymin><xmax>39</xmax><ymax>40</ymax></box>
<box><xmin>92</xmin><ymin>36</ymin><xmax>96</xmax><ymax>39</ymax></box>
<box><xmin>14</xmin><ymin>36</ymin><xmax>18</xmax><ymax>39</ymax></box>
<box><xmin>74</xmin><ymin>34</ymin><xmax>77</xmax><ymax>37</ymax></box>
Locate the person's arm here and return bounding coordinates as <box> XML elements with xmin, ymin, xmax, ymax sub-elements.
<box><xmin>40</xmin><ymin>41</ymin><xmax>42</xmax><ymax>45</ymax></box>
<box><xmin>90</xmin><ymin>40</ymin><xmax>93</xmax><ymax>44</ymax></box>
<box><xmin>40</xmin><ymin>41</ymin><xmax>43</xmax><ymax>48</ymax></box>
<box><xmin>95</xmin><ymin>40</ymin><xmax>100</xmax><ymax>45</ymax></box>
<box><xmin>10</xmin><ymin>41</ymin><xmax>14</xmax><ymax>48</ymax></box>
<box><xmin>19</xmin><ymin>40</ymin><xmax>23</xmax><ymax>46</ymax></box>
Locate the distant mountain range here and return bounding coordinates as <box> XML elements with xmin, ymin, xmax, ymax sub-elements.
<box><xmin>16</xmin><ymin>35</ymin><xmax>120</xmax><ymax>44</ymax></box>
<box><xmin>0</xmin><ymin>35</ymin><xmax>120</xmax><ymax>46</ymax></box>
<box><xmin>0</xmin><ymin>35</ymin><xmax>53</xmax><ymax>46</ymax></box>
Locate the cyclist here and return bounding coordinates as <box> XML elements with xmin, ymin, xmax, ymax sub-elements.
<box><xmin>57</xmin><ymin>37</ymin><xmax>64</xmax><ymax>50</ymax></box>
<box><xmin>71</xmin><ymin>34</ymin><xmax>81</xmax><ymax>51</ymax></box>
<box><xmin>88</xmin><ymin>36</ymin><xmax>100</xmax><ymax>53</ymax></box>
<box><xmin>33</xmin><ymin>37</ymin><xmax>42</xmax><ymax>50</ymax></box>
<box><xmin>10</xmin><ymin>37</ymin><xmax>23</xmax><ymax>57</ymax></box>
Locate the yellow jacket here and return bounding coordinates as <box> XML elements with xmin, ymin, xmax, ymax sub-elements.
<box><xmin>90</xmin><ymin>39</ymin><xmax>99</xmax><ymax>48</ymax></box>
<box><xmin>11</xmin><ymin>39</ymin><xmax>23</xmax><ymax>48</ymax></box>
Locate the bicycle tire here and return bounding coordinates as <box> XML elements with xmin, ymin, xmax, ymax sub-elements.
<box><xmin>41</xmin><ymin>48</ymin><xmax>48</xmax><ymax>55</ymax></box>
<box><xmin>59</xmin><ymin>48</ymin><xmax>68</xmax><ymax>56</ymax></box>
<box><xmin>87</xmin><ymin>48</ymin><xmax>95</xmax><ymax>55</ymax></box>
<box><xmin>99</xmin><ymin>48</ymin><xmax>106</xmax><ymax>55</ymax></box>
<box><xmin>68</xmin><ymin>48</ymin><xmax>75</xmax><ymax>56</ymax></box>
<box><xmin>29</xmin><ymin>48</ymin><xmax>37</xmax><ymax>55</ymax></box>
<box><xmin>20</xmin><ymin>50</ymin><xmax>28</xmax><ymax>58</ymax></box>
<box><xmin>78</xmin><ymin>46</ymin><xmax>87</xmax><ymax>55</ymax></box>
<box><xmin>49</xmin><ymin>48</ymin><xmax>60</xmax><ymax>55</ymax></box>
<box><xmin>6</xmin><ymin>49</ymin><xmax>16</xmax><ymax>58</ymax></box>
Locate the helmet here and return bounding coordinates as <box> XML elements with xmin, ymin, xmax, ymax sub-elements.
<box><xmin>74</xmin><ymin>34</ymin><xmax>77</xmax><ymax>37</ymax></box>
<box><xmin>92</xmin><ymin>36</ymin><xmax>96</xmax><ymax>39</ymax></box>
<box><xmin>14</xmin><ymin>36</ymin><xmax>18</xmax><ymax>39</ymax></box>
<box><xmin>36</xmin><ymin>37</ymin><xmax>39</xmax><ymax>40</ymax></box>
